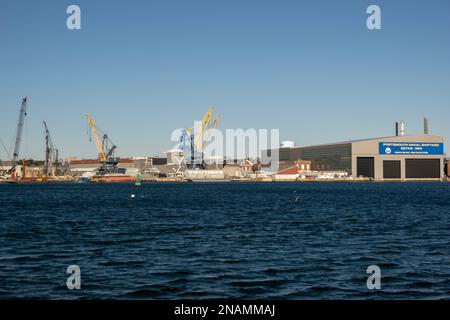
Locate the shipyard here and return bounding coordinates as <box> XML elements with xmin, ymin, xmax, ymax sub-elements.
<box><xmin>0</xmin><ymin>98</ymin><xmax>448</xmax><ymax>184</ymax></box>
<box><xmin>2</xmin><ymin>0</ymin><xmax>450</xmax><ymax>308</ymax></box>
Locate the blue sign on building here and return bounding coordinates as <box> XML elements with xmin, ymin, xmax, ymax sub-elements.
<box><xmin>379</xmin><ymin>142</ymin><xmax>444</xmax><ymax>155</ymax></box>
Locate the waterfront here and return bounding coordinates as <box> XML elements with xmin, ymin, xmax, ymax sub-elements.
<box><xmin>0</xmin><ymin>182</ymin><xmax>449</xmax><ymax>299</ymax></box>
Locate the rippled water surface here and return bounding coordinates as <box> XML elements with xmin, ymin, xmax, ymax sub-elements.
<box><xmin>0</xmin><ymin>182</ymin><xmax>449</xmax><ymax>299</ymax></box>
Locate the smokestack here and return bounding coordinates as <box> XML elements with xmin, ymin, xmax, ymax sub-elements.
<box><xmin>424</xmin><ymin>117</ymin><xmax>429</xmax><ymax>134</ymax></box>
<box><xmin>400</xmin><ymin>121</ymin><xmax>405</xmax><ymax>136</ymax></box>
<box><xmin>395</xmin><ymin>122</ymin><xmax>399</xmax><ymax>136</ymax></box>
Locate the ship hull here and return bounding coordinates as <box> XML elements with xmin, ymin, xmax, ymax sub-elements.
<box><xmin>91</xmin><ymin>175</ymin><xmax>136</xmax><ymax>183</ymax></box>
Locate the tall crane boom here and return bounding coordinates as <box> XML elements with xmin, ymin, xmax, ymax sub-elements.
<box><xmin>44</xmin><ymin>121</ymin><xmax>51</xmax><ymax>175</ymax></box>
<box><xmin>12</xmin><ymin>97</ymin><xmax>28</xmax><ymax>165</ymax></box>
<box><xmin>43</xmin><ymin>121</ymin><xmax>60</xmax><ymax>176</ymax></box>
<box><xmin>210</xmin><ymin>114</ymin><xmax>221</xmax><ymax>130</ymax></box>
<box><xmin>194</xmin><ymin>106</ymin><xmax>213</xmax><ymax>151</ymax></box>
<box><xmin>203</xmin><ymin>113</ymin><xmax>221</xmax><ymax>147</ymax></box>
<box><xmin>84</xmin><ymin>113</ymin><xmax>107</xmax><ymax>162</ymax></box>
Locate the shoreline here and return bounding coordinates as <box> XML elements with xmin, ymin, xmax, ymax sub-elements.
<box><xmin>1</xmin><ymin>178</ymin><xmax>448</xmax><ymax>184</ymax></box>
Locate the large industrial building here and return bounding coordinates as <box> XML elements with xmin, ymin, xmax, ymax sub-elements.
<box><xmin>265</xmin><ymin>122</ymin><xmax>446</xmax><ymax>181</ymax></box>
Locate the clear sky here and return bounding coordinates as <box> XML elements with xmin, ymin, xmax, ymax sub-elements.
<box><xmin>1</xmin><ymin>0</ymin><xmax>449</xmax><ymax>160</ymax></box>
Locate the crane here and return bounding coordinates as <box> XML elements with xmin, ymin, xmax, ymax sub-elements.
<box><xmin>178</xmin><ymin>128</ymin><xmax>190</xmax><ymax>153</ymax></box>
<box><xmin>210</xmin><ymin>113</ymin><xmax>221</xmax><ymax>130</ymax></box>
<box><xmin>102</xmin><ymin>133</ymin><xmax>117</xmax><ymax>160</ymax></box>
<box><xmin>6</xmin><ymin>97</ymin><xmax>27</xmax><ymax>175</ymax></box>
<box><xmin>194</xmin><ymin>107</ymin><xmax>213</xmax><ymax>151</ymax></box>
<box><xmin>173</xmin><ymin>128</ymin><xmax>190</xmax><ymax>175</ymax></box>
<box><xmin>203</xmin><ymin>113</ymin><xmax>221</xmax><ymax>147</ymax></box>
<box><xmin>85</xmin><ymin>113</ymin><xmax>107</xmax><ymax>162</ymax></box>
<box><xmin>189</xmin><ymin>107</ymin><xmax>218</xmax><ymax>169</ymax></box>
<box><xmin>44</xmin><ymin>121</ymin><xmax>60</xmax><ymax>176</ymax></box>
<box><xmin>176</xmin><ymin>107</ymin><xmax>220</xmax><ymax>170</ymax></box>
<box><xmin>84</xmin><ymin>113</ymin><xmax>117</xmax><ymax>164</ymax></box>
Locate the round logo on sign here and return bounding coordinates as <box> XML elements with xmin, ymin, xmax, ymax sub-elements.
<box><xmin>385</xmin><ymin>147</ymin><xmax>392</xmax><ymax>154</ymax></box>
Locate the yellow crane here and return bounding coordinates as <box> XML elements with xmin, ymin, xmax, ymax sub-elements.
<box><xmin>84</xmin><ymin>113</ymin><xmax>107</xmax><ymax>162</ymax></box>
<box><xmin>194</xmin><ymin>106</ymin><xmax>213</xmax><ymax>151</ymax></box>
<box><xmin>210</xmin><ymin>113</ymin><xmax>221</xmax><ymax>130</ymax></box>
<box><xmin>178</xmin><ymin>107</ymin><xmax>220</xmax><ymax>170</ymax></box>
<box><xmin>203</xmin><ymin>113</ymin><xmax>221</xmax><ymax>147</ymax></box>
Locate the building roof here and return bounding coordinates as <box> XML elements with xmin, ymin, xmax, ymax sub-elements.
<box><xmin>276</xmin><ymin>166</ymin><xmax>299</xmax><ymax>175</ymax></box>
<box><xmin>69</xmin><ymin>159</ymin><xmax>101</xmax><ymax>165</ymax></box>
<box><xmin>287</xmin><ymin>134</ymin><xmax>443</xmax><ymax>149</ymax></box>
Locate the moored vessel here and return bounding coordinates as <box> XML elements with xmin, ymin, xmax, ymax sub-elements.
<box><xmin>91</xmin><ymin>173</ymin><xmax>136</xmax><ymax>183</ymax></box>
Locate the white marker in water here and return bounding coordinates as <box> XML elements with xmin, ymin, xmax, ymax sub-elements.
<box><xmin>131</xmin><ymin>194</ymin><xmax>135</xmax><ymax>198</ymax></box>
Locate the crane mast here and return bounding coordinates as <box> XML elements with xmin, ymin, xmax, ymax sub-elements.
<box><xmin>12</xmin><ymin>97</ymin><xmax>28</xmax><ymax>165</ymax></box>
<box><xmin>44</xmin><ymin>121</ymin><xmax>50</xmax><ymax>176</ymax></box>
<box><xmin>43</xmin><ymin>121</ymin><xmax>59</xmax><ymax>176</ymax></box>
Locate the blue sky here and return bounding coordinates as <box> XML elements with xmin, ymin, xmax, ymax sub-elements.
<box><xmin>1</xmin><ymin>0</ymin><xmax>449</xmax><ymax>160</ymax></box>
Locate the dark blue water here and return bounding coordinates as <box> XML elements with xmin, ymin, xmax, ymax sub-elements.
<box><xmin>0</xmin><ymin>182</ymin><xmax>449</xmax><ymax>299</ymax></box>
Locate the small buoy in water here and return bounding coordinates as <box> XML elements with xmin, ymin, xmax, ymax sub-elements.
<box><xmin>131</xmin><ymin>194</ymin><xmax>135</xmax><ymax>198</ymax></box>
